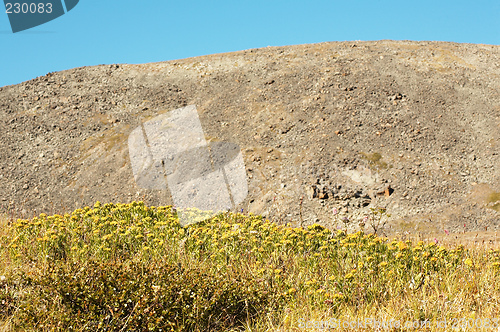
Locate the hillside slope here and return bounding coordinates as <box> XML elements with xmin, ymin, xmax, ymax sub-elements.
<box><xmin>0</xmin><ymin>40</ymin><xmax>499</xmax><ymax>235</ymax></box>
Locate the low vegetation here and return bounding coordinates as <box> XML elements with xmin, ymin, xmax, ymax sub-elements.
<box><xmin>488</xmin><ymin>192</ymin><xmax>500</xmax><ymax>211</ymax></box>
<box><xmin>360</xmin><ymin>152</ymin><xmax>390</xmax><ymax>170</ymax></box>
<box><xmin>1</xmin><ymin>202</ymin><xmax>499</xmax><ymax>331</ymax></box>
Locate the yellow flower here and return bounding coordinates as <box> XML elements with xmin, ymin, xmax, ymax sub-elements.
<box><xmin>345</xmin><ymin>270</ymin><xmax>356</xmax><ymax>280</ymax></box>
<box><xmin>464</xmin><ymin>258</ymin><xmax>473</xmax><ymax>267</ymax></box>
<box><xmin>378</xmin><ymin>261</ymin><xmax>388</xmax><ymax>268</ymax></box>
<box><xmin>305</xmin><ymin>279</ymin><xmax>317</xmax><ymax>286</ymax></box>
<box><xmin>102</xmin><ymin>234</ymin><xmax>113</xmax><ymax>241</ymax></box>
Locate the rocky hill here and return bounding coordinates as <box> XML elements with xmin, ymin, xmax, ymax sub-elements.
<box><xmin>0</xmin><ymin>40</ymin><xmax>499</xmax><ymax>236</ymax></box>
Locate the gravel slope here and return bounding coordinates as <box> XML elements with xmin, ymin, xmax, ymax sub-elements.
<box><xmin>0</xmin><ymin>40</ymin><xmax>499</xmax><ymax>236</ymax></box>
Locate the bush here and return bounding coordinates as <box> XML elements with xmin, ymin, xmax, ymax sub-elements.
<box><xmin>14</xmin><ymin>259</ymin><xmax>275</xmax><ymax>331</ymax></box>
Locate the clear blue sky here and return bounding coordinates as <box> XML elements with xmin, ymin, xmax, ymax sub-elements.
<box><xmin>1</xmin><ymin>0</ymin><xmax>499</xmax><ymax>88</ymax></box>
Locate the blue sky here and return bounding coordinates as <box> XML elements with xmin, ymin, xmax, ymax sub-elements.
<box><xmin>1</xmin><ymin>0</ymin><xmax>499</xmax><ymax>88</ymax></box>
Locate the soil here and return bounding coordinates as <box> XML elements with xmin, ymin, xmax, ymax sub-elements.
<box><xmin>0</xmin><ymin>40</ymin><xmax>499</xmax><ymax>238</ymax></box>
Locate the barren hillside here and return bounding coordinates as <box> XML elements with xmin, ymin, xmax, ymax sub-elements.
<box><xmin>0</xmin><ymin>40</ymin><xmax>499</xmax><ymax>236</ymax></box>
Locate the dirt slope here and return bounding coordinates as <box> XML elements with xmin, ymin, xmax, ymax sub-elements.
<box><xmin>0</xmin><ymin>40</ymin><xmax>499</xmax><ymax>236</ymax></box>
